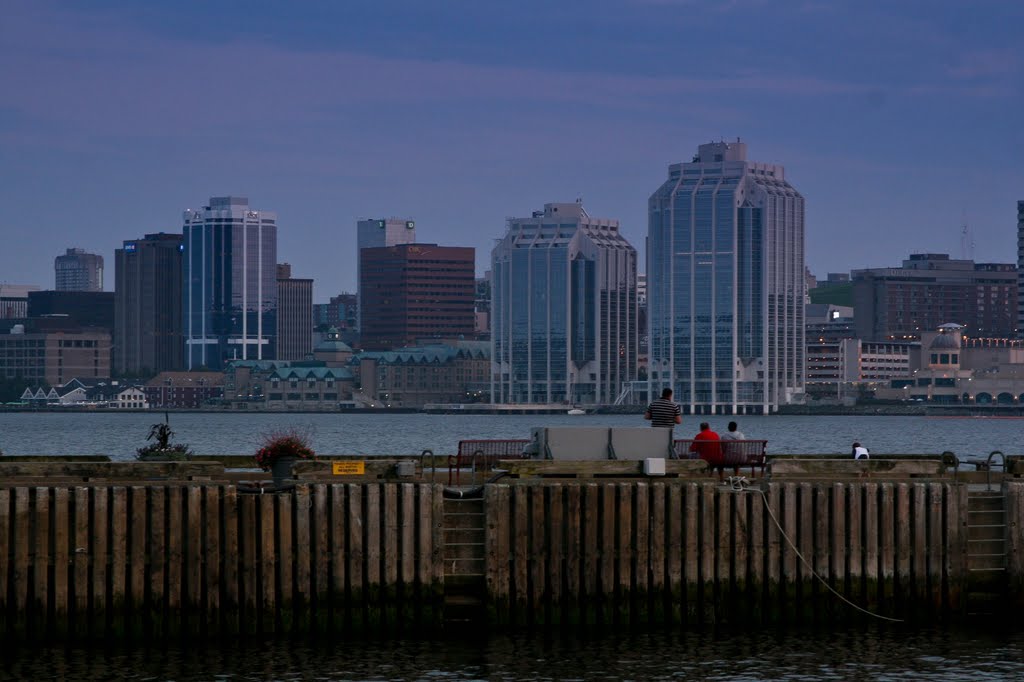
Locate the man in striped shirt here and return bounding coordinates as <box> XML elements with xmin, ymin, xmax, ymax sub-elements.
<box><xmin>644</xmin><ymin>388</ymin><xmax>682</xmax><ymax>429</ymax></box>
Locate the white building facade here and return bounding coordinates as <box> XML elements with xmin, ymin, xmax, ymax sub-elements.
<box><xmin>491</xmin><ymin>202</ymin><xmax>638</xmax><ymax>405</ymax></box>
<box><xmin>648</xmin><ymin>140</ymin><xmax>805</xmax><ymax>414</ymax></box>
<box><xmin>183</xmin><ymin>196</ymin><xmax>277</xmax><ymax>370</ymax></box>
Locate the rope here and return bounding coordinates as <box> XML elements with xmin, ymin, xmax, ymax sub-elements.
<box><xmin>725</xmin><ymin>476</ymin><xmax>904</xmax><ymax>623</ymax></box>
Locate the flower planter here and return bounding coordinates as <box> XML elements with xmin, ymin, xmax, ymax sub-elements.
<box><xmin>271</xmin><ymin>456</ymin><xmax>298</xmax><ymax>486</ymax></box>
<box><xmin>137</xmin><ymin>448</ymin><xmax>191</xmax><ymax>462</ymax></box>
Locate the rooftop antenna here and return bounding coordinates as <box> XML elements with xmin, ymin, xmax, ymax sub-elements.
<box><xmin>960</xmin><ymin>211</ymin><xmax>975</xmax><ymax>261</ymax></box>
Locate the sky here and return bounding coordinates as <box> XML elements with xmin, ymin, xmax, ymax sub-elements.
<box><xmin>2</xmin><ymin>0</ymin><xmax>1023</xmax><ymax>299</ymax></box>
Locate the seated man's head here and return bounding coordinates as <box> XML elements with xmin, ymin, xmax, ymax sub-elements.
<box><xmin>661</xmin><ymin>388</ymin><xmax>673</xmax><ymax>399</ymax></box>
<box><xmin>728</xmin><ymin>421</ymin><xmax>738</xmax><ymax>432</ymax></box>
<box><xmin>700</xmin><ymin>422</ymin><xmax>710</xmax><ymax>431</ymax></box>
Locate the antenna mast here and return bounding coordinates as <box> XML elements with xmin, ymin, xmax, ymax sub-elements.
<box><xmin>960</xmin><ymin>212</ymin><xmax>975</xmax><ymax>261</ymax></box>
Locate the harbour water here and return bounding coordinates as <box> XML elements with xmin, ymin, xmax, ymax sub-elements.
<box><xmin>4</xmin><ymin>626</ymin><xmax>1024</xmax><ymax>680</ymax></box>
<box><xmin>0</xmin><ymin>411</ymin><xmax>1020</xmax><ymax>459</ymax></box>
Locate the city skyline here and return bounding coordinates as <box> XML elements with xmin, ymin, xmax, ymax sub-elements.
<box><xmin>2</xmin><ymin>1</ymin><xmax>1023</xmax><ymax>297</ymax></box>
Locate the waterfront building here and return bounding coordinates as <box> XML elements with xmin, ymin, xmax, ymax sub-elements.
<box><xmin>0</xmin><ymin>323</ymin><xmax>111</xmax><ymax>386</ymax></box>
<box><xmin>356</xmin><ymin>218</ymin><xmax>416</xmax><ymax>333</ymax></box>
<box><xmin>276</xmin><ymin>263</ymin><xmax>314</xmax><ymax>361</ymax></box>
<box><xmin>27</xmin><ymin>290</ymin><xmax>115</xmax><ymax>330</ymax></box>
<box><xmin>359</xmin><ymin>243</ymin><xmax>475</xmax><ymax>351</ymax></box>
<box><xmin>648</xmin><ymin>140</ymin><xmax>805</xmax><ymax>414</ymax></box>
<box><xmin>852</xmin><ymin>253</ymin><xmax>1017</xmax><ymax>341</ymax></box>
<box><xmin>144</xmin><ymin>371</ymin><xmax>224</xmax><ymax>409</ymax></box>
<box><xmin>491</xmin><ymin>202</ymin><xmax>638</xmax><ymax>405</ymax></box>
<box><xmin>355</xmin><ymin>340</ymin><xmax>490</xmax><ymax>407</ymax></box>
<box><xmin>55</xmin><ymin>248</ymin><xmax>104</xmax><ymax>292</ymax></box>
<box><xmin>865</xmin><ymin>323</ymin><xmax>1024</xmax><ymax>404</ymax></box>
<box><xmin>222</xmin><ymin>359</ymin><xmax>354</xmax><ymax>411</ymax></box>
<box><xmin>114</xmin><ymin>233</ymin><xmax>184</xmax><ymax>375</ymax></box>
<box><xmin>805</xmin><ymin>304</ymin><xmax>856</xmax><ymax>398</ymax></box>
<box><xmin>182</xmin><ymin>196</ymin><xmax>277</xmax><ymax>370</ymax></box>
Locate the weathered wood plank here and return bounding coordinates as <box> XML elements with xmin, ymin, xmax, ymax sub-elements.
<box><xmin>564</xmin><ymin>483</ymin><xmax>582</xmax><ymax>624</ymax></box>
<box><xmin>293</xmin><ymin>485</ymin><xmax>311</xmax><ymax>634</ymax></box>
<box><xmin>398</xmin><ymin>483</ymin><xmax>415</xmax><ymax>630</ymax></box>
<box><xmin>203</xmin><ymin>486</ymin><xmax>222</xmax><ymax>636</ymax></box>
<box><xmin>31</xmin><ymin>488</ymin><xmax>51</xmax><ymax>638</ymax></box>
<box><xmin>895</xmin><ymin>483</ymin><xmax>911</xmax><ymax>613</ymax></box>
<box><xmin>238</xmin><ymin>493</ymin><xmax>257</xmax><ymax>636</ymax></box>
<box><xmin>330</xmin><ymin>484</ymin><xmax>347</xmax><ymax>631</ymax></box>
<box><xmin>665</xmin><ymin>483</ymin><xmax>683</xmax><ymax>625</ymax></box>
<box><xmin>748</xmin><ymin>482</ymin><xmax>765</xmax><ymax>626</ymax></box>
<box><xmin>683</xmin><ymin>482</ymin><xmax>700</xmax><ymax>626</ymax></box>
<box><xmin>277</xmin><ymin>491</ymin><xmax>294</xmax><ymax>633</ymax></box>
<box><xmin>634</xmin><ymin>482</ymin><xmax>650</xmax><ymax>625</ymax></box>
<box><xmin>548</xmin><ymin>484</ymin><xmax>565</xmax><ymax>626</ymax></box>
<box><xmin>72</xmin><ymin>487</ymin><xmax>90</xmax><ymax>639</ymax></box>
<box><xmin>165</xmin><ymin>487</ymin><xmax>183</xmax><ymax>635</ymax></box>
<box><xmin>53</xmin><ymin>488</ymin><xmax>70</xmax><ymax>639</ymax></box>
<box><xmin>91</xmin><ymin>486</ymin><xmax>109</xmax><ymax>638</ymax></box>
<box><xmin>347</xmin><ymin>485</ymin><xmax>365</xmax><ymax>631</ymax></box>
<box><xmin>12</xmin><ymin>488</ymin><xmax>31</xmax><ymax>637</ymax></box>
<box><xmin>222</xmin><ymin>486</ymin><xmax>241</xmax><ymax>637</ymax></box>
<box><xmin>127</xmin><ymin>486</ymin><xmax>146</xmax><ymax>638</ymax></box>
<box><xmin>311</xmin><ymin>484</ymin><xmax>329</xmax><ymax>633</ymax></box>
<box><xmin>529</xmin><ymin>484</ymin><xmax>546</xmax><ymax>625</ymax></box>
<box><xmin>830</xmin><ymin>482</ymin><xmax>846</xmax><ymax>614</ymax></box>
<box><xmin>382</xmin><ymin>484</ymin><xmax>398</xmax><ymax>630</ymax></box>
<box><xmin>0</xmin><ymin>489</ymin><xmax>9</xmax><ymax>635</ymax></box>
<box><xmin>582</xmin><ymin>482</ymin><xmax>600</xmax><ymax>626</ymax></box>
<box><xmin>911</xmin><ymin>483</ymin><xmax>928</xmax><ymax>611</ymax></box>
<box><xmin>863</xmin><ymin>482</ymin><xmax>879</xmax><ymax>614</ymax></box>
<box><xmin>184</xmin><ymin>486</ymin><xmax>202</xmax><ymax>636</ymax></box>
<box><xmin>879</xmin><ymin>483</ymin><xmax>896</xmax><ymax>618</ymax></box>
<box><xmin>364</xmin><ymin>484</ymin><xmax>381</xmax><ymax>630</ymax></box>
<box><xmin>766</xmin><ymin>484</ymin><xmax>782</xmax><ymax>623</ymax></box>
<box><xmin>616</xmin><ymin>482</ymin><xmax>633</xmax><ymax>627</ymax></box>
<box><xmin>259</xmin><ymin>493</ymin><xmax>277</xmax><ymax>634</ymax></box>
<box><xmin>109</xmin><ymin>487</ymin><xmax>127</xmax><ymax>638</ymax></box>
<box><xmin>485</xmin><ymin>484</ymin><xmax>511</xmax><ymax>625</ymax></box>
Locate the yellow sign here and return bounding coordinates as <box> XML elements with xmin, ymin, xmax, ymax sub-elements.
<box><xmin>332</xmin><ymin>461</ymin><xmax>365</xmax><ymax>475</ymax></box>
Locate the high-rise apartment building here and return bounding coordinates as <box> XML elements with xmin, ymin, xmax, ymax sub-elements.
<box><xmin>183</xmin><ymin>196</ymin><xmax>277</xmax><ymax>370</ymax></box>
<box><xmin>648</xmin><ymin>140</ymin><xmax>805</xmax><ymax>414</ymax></box>
<box><xmin>356</xmin><ymin>218</ymin><xmax>416</xmax><ymax>332</ymax></box>
<box><xmin>276</xmin><ymin>263</ymin><xmax>313</xmax><ymax>361</ymax></box>
<box><xmin>360</xmin><ymin>243</ymin><xmax>475</xmax><ymax>350</ymax></box>
<box><xmin>491</xmin><ymin>202</ymin><xmax>638</xmax><ymax>405</ymax></box>
<box><xmin>55</xmin><ymin>248</ymin><xmax>104</xmax><ymax>291</ymax></box>
<box><xmin>114</xmin><ymin>233</ymin><xmax>183</xmax><ymax>374</ymax></box>
<box><xmin>852</xmin><ymin>254</ymin><xmax>1017</xmax><ymax>341</ymax></box>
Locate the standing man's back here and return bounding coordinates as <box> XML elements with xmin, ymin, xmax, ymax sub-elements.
<box><xmin>645</xmin><ymin>388</ymin><xmax>682</xmax><ymax>428</ymax></box>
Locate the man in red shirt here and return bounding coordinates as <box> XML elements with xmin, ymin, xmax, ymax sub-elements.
<box><xmin>689</xmin><ymin>422</ymin><xmax>725</xmax><ymax>479</ymax></box>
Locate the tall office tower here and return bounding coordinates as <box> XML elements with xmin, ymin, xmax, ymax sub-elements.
<box><xmin>276</xmin><ymin>263</ymin><xmax>313</xmax><ymax>361</ymax></box>
<box><xmin>648</xmin><ymin>140</ymin><xmax>805</xmax><ymax>415</ymax></box>
<box><xmin>55</xmin><ymin>248</ymin><xmax>104</xmax><ymax>291</ymax></box>
<box><xmin>360</xmin><ymin>243</ymin><xmax>475</xmax><ymax>350</ymax></box>
<box><xmin>491</xmin><ymin>202</ymin><xmax>638</xmax><ymax>405</ymax></box>
<box><xmin>114</xmin><ymin>233</ymin><xmax>184</xmax><ymax>374</ymax></box>
<box><xmin>1018</xmin><ymin>201</ymin><xmax>1024</xmax><ymax>338</ymax></box>
<box><xmin>183</xmin><ymin>196</ymin><xmax>277</xmax><ymax>370</ymax></box>
<box><xmin>356</xmin><ymin>218</ymin><xmax>416</xmax><ymax>332</ymax></box>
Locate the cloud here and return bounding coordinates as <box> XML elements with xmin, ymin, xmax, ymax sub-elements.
<box><xmin>947</xmin><ymin>48</ymin><xmax>1020</xmax><ymax>80</ymax></box>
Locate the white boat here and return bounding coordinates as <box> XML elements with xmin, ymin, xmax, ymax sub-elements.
<box><xmin>567</xmin><ymin>408</ymin><xmax>586</xmax><ymax>416</ymax></box>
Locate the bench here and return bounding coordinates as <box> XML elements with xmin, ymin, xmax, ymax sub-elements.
<box><xmin>674</xmin><ymin>439</ymin><xmax>768</xmax><ymax>476</ymax></box>
<box><xmin>449</xmin><ymin>439</ymin><xmax>532</xmax><ymax>485</ymax></box>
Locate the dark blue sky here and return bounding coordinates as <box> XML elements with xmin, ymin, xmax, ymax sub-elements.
<box><xmin>2</xmin><ymin>0</ymin><xmax>1022</xmax><ymax>297</ymax></box>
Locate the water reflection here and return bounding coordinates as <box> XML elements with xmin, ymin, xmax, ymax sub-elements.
<box><xmin>6</xmin><ymin>627</ymin><xmax>1024</xmax><ymax>681</ymax></box>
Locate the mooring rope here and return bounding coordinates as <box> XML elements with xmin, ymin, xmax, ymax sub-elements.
<box><xmin>725</xmin><ymin>476</ymin><xmax>904</xmax><ymax>623</ymax></box>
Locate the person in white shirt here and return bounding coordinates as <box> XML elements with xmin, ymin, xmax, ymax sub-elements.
<box><xmin>852</xmin><ymin>442</ymin><xmax>870</xmax><ymax>459</ymax></box>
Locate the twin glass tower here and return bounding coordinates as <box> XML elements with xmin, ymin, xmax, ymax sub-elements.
<box><xmin>648</xmin><ymin>140</ymin><xmax>805</xmax><ymax>414</ymax></box>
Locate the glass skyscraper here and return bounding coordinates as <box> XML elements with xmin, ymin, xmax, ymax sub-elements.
<box><xmin>491</xmin><ymin>202</ymin><xmax>637</xmax><ymax>405</ymax></box>
<box><xmin>648</xmin><ymin>141</ymin><xmax>804</xmax><ymax>414</ymax></box>
<box><xmin>183</xmin><ymin>196</ymin><xmax>277</xmax><ymax>370</ymax></box>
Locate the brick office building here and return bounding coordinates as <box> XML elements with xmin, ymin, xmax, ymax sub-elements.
<box><xmin>359</xmin><ymin>244</ymin><xmax>475</xmax><ymax>351</ymax></box>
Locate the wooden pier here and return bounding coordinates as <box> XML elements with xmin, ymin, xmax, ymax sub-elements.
<box><xmin>0</xmin><ymin>456</ymin><xmax>1022</xmax><ymax>639</ymax></box>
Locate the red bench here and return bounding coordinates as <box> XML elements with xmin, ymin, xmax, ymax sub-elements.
<box><xmin>674</xmin><ymin>439</ymin><xmax>768</xmax><ymax>477</ymax></box>
<box><xmin>449</xmin><ymin>439</ymin><xmax>532</xmax><ymax>485</ymax></box>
